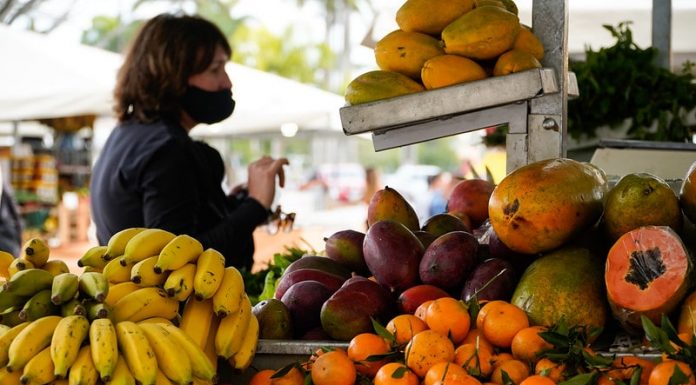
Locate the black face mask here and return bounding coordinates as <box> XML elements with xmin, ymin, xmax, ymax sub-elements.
<box><xmin>182</xmin><ymin>86</ymin><xmax>235</xmax><ymax>124</ymax></box>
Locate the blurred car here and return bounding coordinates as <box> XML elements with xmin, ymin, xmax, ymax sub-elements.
<box><xmin>313</xmin><ymin>163</ymin><xmax>367</xmax><ymax>204</ymax></box>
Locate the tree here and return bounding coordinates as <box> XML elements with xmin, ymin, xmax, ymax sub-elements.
<box><xmin>0</xmin><ymin>0</ymin><xmax>75</xmax><ymax>32</ymax></box>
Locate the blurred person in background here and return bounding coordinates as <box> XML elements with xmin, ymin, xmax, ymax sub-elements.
<box><xmin>90</xmin><ymin>13</ymin><xmax>287</xmax><ymax>270</ymax></box>
<box><xmin>0</xmin><ymin>168</ymin><xmax>22</xmax><ymax>256</ymax></box>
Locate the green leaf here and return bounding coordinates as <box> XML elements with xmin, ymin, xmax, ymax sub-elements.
<box><xmin>257</xmin><ymin>270</ymin><xmax>278</xmax><ymax>302</ymax></box>
<box><xmin>668</xmin><ymin>363</ymin><xmax>691</xmax><ymax>385</ymax></box>
<box><xmin>559</xmin><ymin>372</ymin><xmax>599</xmax><ymax>385</ymax></box>
<box><xmin>582</xmin><ymin>350</ymin><xmax>613</xmax><ymax>368</ymax></box>
<box><xmin>629</xmin><ymin>366</ymin><xmax>643</xmax><ymax>385</ymax></box>
<box><xmin>392</xmin><ymin>365</ymin><xmax>407</xmax><ymax>379</ymax></box>
<box><xmin>371</xmin><ymin>317</ymin><xmax>396</xmax><ymax>345</ymax></box>
<box><xmin>641</xmin><ymin>315</ymin><xmax>676</xmax><ymax>354</ymax></box>
<box><xmin>501</xmin><ymin>370</ymin><xmax>516</xmax><ymax>385</ymax></box>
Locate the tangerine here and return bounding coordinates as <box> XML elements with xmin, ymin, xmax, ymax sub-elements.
<box><xmin>310</xmin><ymin>349</ymin><xmax>357</xmax><ymax>385</ymax></box>
<box><xmin>374</xmin><ymin>362</ymin><xmax>420</xmax><ymax>385</ymax></box>
<box><xmin>424</xmin><ymin>361</ymin><xmax>473</xmax><ymax>385</ymax></box>
<box><xmin>490</xmin><ymin>359</ymin><xmax>530</xmax><ymax>385</ymax></box>
<box><xmin>426</xmin><ymin>297</ymin><xmax>472</xmax><ymax>344</ymax></box>
<box><xmin>387</xmin><ymin>314</ymin><xmax>429</xmax><ymax>345</ymax></box>
<box><xmin>481</xmin><ymin>302</ymin><xmax>529</xmax><ymax>348</ymax></box>
<box><xmin>415</xmin><ymin>299</ymin><xmax>435</xmax><ymax>321</ymax></box>
<box><xmin>607</xmin><ymin>356</ymin><xmax>656</xmax><ymax>385</ymax></box>
<box><xmin>648</xmin><ymin>360</ymin><xmax>695</xmax><ymax>385</ymax></box>
<box><xmin>454</xmin><ymin>342</ymin><xmax>494</xmax><ymax>377</ymax></box>
<box><xmin>490</xmin><ymin>352</ymin><xmax>514</xmax><ymax>370</ymax></box>
<box><xmin>519</xmin><ymin>374</ymin><xmax>557</xmax><ymax>385</ymax></box>
<box><xmin>461</xmin><ymin>328</ymin><xmax>495</xmax><ymax>353</ymax></box>
<box><xmin>405</xmin><ymin>329</ymin><xmax>456</xmax><ymax>378</ymax></box>
<box><xmin>476</xmin><ymin>300</ymin><xmax>508</xmax><ymax>330</ymax></box>
<box><xmin>270</xmin><ymin>367</ymin><xmax>305</xmax><ymax>385</ymax></box>
<box><xmin>534</xmin><ymin>358</ymin><xmax>566</xmax><ymax>383</ymax></box>
<box><xmin>511</xmin><ymin>326</ymin><xmax>552</xmax><ymax>363</ymax></box>
<box><xmin>249</xmin><ymin>369</ymin><xmax>275</xmax><ymax>385</ymax></box>
<box><xmin>347</xmin><ymin>332</ymin><xmax>392</xmax><ymax>378</ymax></box>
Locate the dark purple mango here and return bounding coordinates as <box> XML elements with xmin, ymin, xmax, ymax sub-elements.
<box><xmin>421</xmin><ymin>213</ymin><xmax>472</xmax><ymax>238</ymax></box>
<box><xmin>324</xmin><ymin>229</ymin><xmax>368</xmax><ymax>275</ymax></box>
<box><xmin>363</xmin><ymin>220</ymin><xmax>424</xmax><ymax>293</ymax></box>
<box><xmin>283</xmin><ymin>255</ymin><xmax>352</xmax><ymax>279</ymax></box>
<box><xmin>419</xmin><ymin>231</ymin><xmax>478</xmax><ymax>291</ymax></box>
<box><xmin>461</xmin><ymin>258</ymin><xmax>517</xmax><ymax>302</ymax></box>
<box><xmin>274</xmin><ymin>268</ymin><xmax>346</xmax><ymax>300</ymax></box>
<box><xmin>280</xmin><ymin>280</ymin><xmax>334</xmax><ymax>338</ymax></box>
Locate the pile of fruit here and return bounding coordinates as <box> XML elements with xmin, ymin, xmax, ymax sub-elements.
<box><xmin>345</xmin><ymin>0</ymin><xmax>546</xmax><ymax>105</ymax></box>
<box><xmin>0</xmin><ymin>230</ymin><xmax>257</xmax><ymax>384</ymax></box>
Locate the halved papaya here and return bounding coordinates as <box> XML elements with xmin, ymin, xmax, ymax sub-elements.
<box><xmin>605</xmin><ymin>225</ymin><xmax>691</xmax><ymax>333</ymax></box>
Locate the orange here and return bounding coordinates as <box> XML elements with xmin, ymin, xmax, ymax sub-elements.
<box><xmin>249</xmin><ymin>369</ymin><xmax>275</xmax><ymax>385</ymax></box>
<box><xmin>481</xmin><ymin>302</ymin><xmax>529</xmax><ymax>348</ymax></box>
<box><xmin>511</xmin><ymin>326</ymin><xmax>552</xmax><ymax>363</ymax></box>
<box><xmin>405</xmin><ymin>329</ymin><xmax>456</xmax><ymax>378</ymax></box>
<box><xmin>648</xmin><ymin>360</ymin><xmax>695</xmax><ymax>385</ymax></box>
<box><xmin>387</xmin><ymin>314</ymin><xmax>429</xmax><ymax>346</ymax></box>
<box><xmin>310</xmin><ymin>349</ymin><xmax>357</xmax><ymax>385</ymax></box>
<box><xmin>598</xmin><ymin>375</ymin><xmax>617</xmax><ymax>385</ymax></box>
<box><xmin>491</xmin><ymin>359</ymin><xmax>530</xmax><ymax>385</ymax></box>
<box><xmin>454</xmin><ymin>342</ymin><xmax>493</xmax><ymax>377</ymax></box>
<box><xmin>461</xmin><ymin>328</ymin><xmax>495</xmax><ymax>353</ymax></box>
<box><xmin>476</xmin><ymin>300</ymin><xmax>508</xmax><ymax>330</ymax></box>
<box><xmin>347</xmin><ymin>332</ymin><xmax>392</xmax><ymax>378</ymax></box>
<box><xmin>424</xmin><ymin>361</ymin><xmax>474</xmax><ymax>385</ymax></box>
<box><xmin>520</xmin><ymin>374</ymin><xmax>557</xmax><ymax>385</ymax></box>
<box><xmin>415</xmin><ymin>299</ymin><xmax>435</xmax><ymax>321</ymax></box>
<box><xmin>374</xmin><ymin>362</ymin><xmax>420</xmax><ymax>385</ymax></box>
<box><xmin>534</xmin><ymin>358</ymin><xmax>567</xmax><ymax>383</ymax></box>
<box><xmin>491</xmin><ymin>352</ymin><xmax>514</xmax><ymax>370</ymax></box>
<box><xmin>607</xmin><ymin>356</ymin><xmax>656</xmax><ymax>385</ymax></box>
<box><xmin>426</xmin><ymin>297</ymin><xmax>471</xmax><ymax>344</ymax></box>
<box><xmin>271</xmin><ymin>366</ymin><xmax>306</xmax><ymax>385</ymax></box>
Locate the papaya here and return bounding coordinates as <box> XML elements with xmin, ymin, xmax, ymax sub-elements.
<box><xmin>374</xmin><ymin>30</ymin><xmax>445</xmax><ymax>80</ymax></box>
<box><xmin>488</xmin><ymin>158</ymin><xmax>608</xmax><ymax>255</ymax></box>
<box><xmin>475</xmin><ymin>0</ymin><xmax>518</xmax><ymax>15</ymax></box>
<box><xmin>677</xmin><ymin>290</ymin><xmax>696</xmax><ymax>335</ymax></box>
<box><xmin>396</xmin><ymin>0</ymin><xmax>475</xmax><ymax>36</ymax></box>
<box><xmin>603</xmin><ymin>173</ymin><xmax>682</xmax><ymax>242</ymax></box>
<box><xmin>513</xmin><ymin>25</ymin><xmax>545</xmax><ymax>61</ymax></box>
<box><xmin>493</xmin><ymin>49</ymin><xmax>542</xmax><ymax>76</ymax></box>
<box><xmin>421</xmin><ymin>54</ymin><xmax>488</xmax><ymax>90</ymax></box>
<box><xmin>605</xmin><ymin>226</ymin><xmax>691</xmax><ymax>333</ymax></box>
<box><xmin>680</xmin><ymin>161</ymin><xmax>696</xmax><ymax>224</ymax></box>
<box><xmin>442</xmin><ymin>5</ymin><xmax>521</xmax><ymax>60</ymax></box>
<box><xmin>511</xmin><ymin>246</ymin><xmax>607</xmax><ymax>333</ymax></box>
<box><xmin>344</xmin><ymin>70</ymin><xmax>424</xmax><ymax>106</ymax></box>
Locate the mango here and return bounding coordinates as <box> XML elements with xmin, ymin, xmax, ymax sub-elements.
<box><xmin>252</xmin><ymin>298</ymin><xmax>293</xmax><ymax>339</ymax></box>
<box><xmin>421</xmin><ymin>212</ymin><xmax>471</xmax><ymax>238</ymax></box>
<box><xmin>281</xmin><ymin>280</ymin><xmax>333</xmax><ymax>338</ymax></box>
<box><xmin>367</xmin><ymin>186</ymin><xmax>420</xmax><ymax>231</ymax></box>
<box><xmin>324</xmin><ymin>230</ymin><xmax>368</xmax><ymax>275</ymax></box>
<box><xmin>363</xmin><ymin>220</ymin><xmax>424</xmax><ymax>293</ymax></box>
<box><xmin>419</xmin><ymin>231</ymin><xmax>479</xmax><ymax>292</ymax></box>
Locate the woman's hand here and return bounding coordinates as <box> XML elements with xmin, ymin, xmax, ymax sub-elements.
<box><xmin>246</xmin><ymin>156</ymin><xmax>289</xmax><ymax>209</ymax></box>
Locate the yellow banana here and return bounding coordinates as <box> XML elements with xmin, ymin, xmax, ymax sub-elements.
<box><xmin>137</xmin><ymin>317</ymin><xmax>174</xmax><ymax>325</ymax></box>
<box><xmin>7</xmin><ymin>314</ymin><xmax>62</xmax><ymax>372</ymax></box>
<box><xmin>21</xmin><ymin>237</ymin><xmax>50</xmax><ymax>267</ymax></box>
<box><xmin>0</xmin><ymin>366</ymin><xmax>22</xmax><ymax>385</ymax></box>
<box><xmin>103</xmin><ymin>257</ymin><xmax>133</xmax><ymax>284</ymax></box>
<box><xmin>139</xmin><ymin>323</ymin><xmax>193</xmax><ymax>385</ymax></box>
<box><xmin>19</xmin><ymin>288</ymin><xmax>58</xmax><ymax>321</ymax></box>
<box><xmin>60</xmin><ymin>297</ymin><xmax>86</xmax><ymax>317</ymax></box>
<box><xmin>179</xmin><ymin>298</ymin><xmax>214</xmax><ymax>348</ymax></box>
<box><xmin>153</xmin><ymin>234</ymin><xmax>203</xmax><ymax>274</ymax></box>
<box><xmin>112</xmin><ymin>287</ymin><xmax>179</xmax><ymax>323</ymax></box>
<box><xmin>21</xmin><ymin>345</ymin><xmax>56</xmax><ymax>384</ymax></box>
<box><xmin>155</xmin><ymin>369</ymin><xmax>175</xmax><ymax>385</ymax></box>
<box><xmin>78</xmin><ymin>245</ymin><xmax>108</xmax><ymax>269</ymax></box>
<box><xmin>230</xmin><ymin>313</ymin><xmax>260</xmax><ymax>371</ymax></box>
<box><xmin>160</xmin><ymin>323</ymin><xmax>216</xmax><ymax>382</ymax></box>
<box><xmin>122</xmin><ymin>229</ymin><xmax>176</xmax><ymax>266</ymax></box>
<box><xmin>42</xmin><ymin>259</ymin><xmax>70</xmax><ymax>276</ymax></box>
<box><xmin>115</xmin><ymin>321</ymin><xmax>157</xmax><ymax>385</ymax></box>
<box><xmin>104</xmin><ymin>281</ymin><xmax>140</xmax><ymax>307</ymax></box>
<box><xmin>203</xmin><ymin>314</ymin><xmax>219</xmax><ymax>373</ymax></box>
<box><xmin>0</xmin><ymin>250</ymin><xmax>15</xmax><ymax>279</ymax></box>
<box><xmin>90</xmin><ymin>318</ymin><xmax>119</xmax><ymax>381</ymax></box>
<box><xmin>215</xmin><ymin>294</ymin><xmax>252</xmax><ymax>359</ymax></box>
<box><xmin>7</xmin><ymin>257</ymin><xmax>33</xmax><ymax>277</ymax></box>
<box><xmin>130</xmin><ymin>255</ymin><xmax>167</xmax><ymax>287</ymax></box>
<box><xmin>211</xmin><ymin>266</ymin><xmax>245</xmax><ymax>317</ymax></box>
<box><xmin>0</xmin><ymin>324</ymin><xmax>9</xmax><ymax>335</ymax></box>
<box><xmin>84</xmin><ymin>266</ymin><xmax>103</xmax><ymax>273</ymax></box>
<box><xmin>192</xmin><ymin>377</ymin><xmax>214</xmax><ymax>385</ymax></box>
<box><xmin>109</xmin><ymin>355</ymin><xmax>136</xmax><ymax>385</ymax></box>
<box><xmin>51</xmin><ymin>315</ymin><xmax>90</xmax><ymax>378</ymax></box>
<box><xmin>163</xmin><ymin>263</ymin><xmax>196</xmax><ymax>301</ymax></box>
<box><xmin>79</xmin><ymin>272</ymin><xmax>110</xmax><ymax>303</ymax></box>
<box><xmin>51</xmin><ymin>272</ymin><xmax>79</xmax><ymax>305</ymax></box>
<box><xmin>68</xmin><ymin>345</ymin><xmax>99</xmax><ymax>385</ymax></box>
<box><xmin>193</xmin><ymin>249</ymin><xmax>225</xmax><ymax>301</ymax></box>
<box><xmin>3</xmin><ymin>267</ymin><xmax>54</xmax><ymax>297</ymax></box>
<box><xmin>104</xmin><ymin>228</ymin><xmax>147</xmax><ymax>262</ymax></box>
<box><xmin>0</xmin><ymin>321</ymin><xmax>30</xmax><ymax>367</ymax></box>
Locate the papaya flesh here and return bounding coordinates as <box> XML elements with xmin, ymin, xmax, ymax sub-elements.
<box><xmin>442</xmin><ymin>6</ymin><xmax>521</xmax><ymax>60</ymax></box>
<box><xmin>374</xmin><ymin>30</ymin><xmax>445</xmax><ymax>80</ymax></box>
<box><xmin>488</xmin><ymin>158</ymin><xmax>608</xmax><ymax>255</ymax></box>
<box><xmin>605</xmin><ymin>225</ymin><xmax>691</xmax><ymax>333</ymax></box>
<box><xmin>344</xmin><ymin>70</ymin><xmax>424</xmax><ymax>106</ymax></box>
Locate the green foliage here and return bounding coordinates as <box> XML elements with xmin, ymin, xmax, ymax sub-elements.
<box><xmin>242</xmin><ymin>245</ymin><xmax>307</xmax><ymax>305</ymax></box>
<box><xmin>81</xmin><ymin>16</ymin><xmax>142</xmax><ymax>53</ymax></box>
<box><xmin>417</xmin><ymin>139</ymin><xmax>460</xmax><ymax>171</ymax></box>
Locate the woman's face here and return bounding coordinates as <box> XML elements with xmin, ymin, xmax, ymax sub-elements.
<box><xmin>188</xmin><ymin>45</ymin><xmax>232</xmax><ymax>91</ymax></box>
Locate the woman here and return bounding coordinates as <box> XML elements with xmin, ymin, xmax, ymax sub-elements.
<box><xmin>90</xmin><ymin>14</ymin><xmax>287</xmax><ymax>270</ymax></box>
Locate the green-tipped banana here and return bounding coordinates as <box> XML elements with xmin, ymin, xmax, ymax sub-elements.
<box><xmin>51</xmin><ymin>315</ymin><xmax>89</xmax><ymax>378</ymax></box>
<box><xmin>104</xmin><ymin>227</ymin><xmax>147</xmax><ymax>261</ymax></box>
<box><xmin>122</xmin><ymin>228</ymin><xmax>176</xmax><ymax>266</ymax></box>
<box><xmin>0</xmin><ymin>308</ymin><xmax>23</xmax><ymax>327</ymax></box>
<box><xmin>7</xmin><ymin>315</ymin><xmax>62</xmax><ymax>372</ymax></box>
<box><xmin>78</xmin><ymin>245</ymin><xmax>108</xmax><ymax>268</ymax></box>
<box><xmin>154</xmin><ymin>234</ymin><xmax>203</xmax><ymax>274</ymax></box>
<box><xmin>3</xmin><ymin>268</ymin><xmax>54</xmax><ymax>297</ymax></box>
<box><xmin>86</xmin><ymin>302</ymin><xmax>112</xmax><ymax>321</ymax></box>
<box><xmin>60</xmin><ymin>298</ymin><xmax>86</xmax><ymax>317</ymax></box>
<box><xmin>19</xmin><ymin>289</ymin><xmax>58</xmax><ymax>321</ymax></box>
<box><xmin>51</xmin><ymin>273</ymin><xmax>79</xmax><ymax>305</ymax></box>
<box><xmin>0</xmin><ymin>287</ymin><xmax>25</xmax><ymax>313</ymax></box>
<box><xmin>78</xmin><ymin>272</ymin><xmax>109</xmax><ymax>302</ymax></box>
<box><xmin>21</xmin><ymin>238</ymin><xmax>50</xmax><ymax>268</ymax></box>
<box><xmin>90</xmin><ymin>318</ymin><xmax>119</xmax><ymax>382</ymax></box>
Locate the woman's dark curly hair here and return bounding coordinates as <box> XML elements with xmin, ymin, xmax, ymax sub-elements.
<box><xmin>114</xmin><ymin>13</ymin><xmax>231</xmax><ymax>123</ymax></box>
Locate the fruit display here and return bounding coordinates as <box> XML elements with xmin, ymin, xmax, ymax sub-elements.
<box><xmin>0</xmin><ymin>233</ymin><xmax>258</xmax><ymax>385</ymax></box>
<box><xmin>345</xmin><ymin>0</ymin><xmax>546</xmax><ymax>105</ymax></box>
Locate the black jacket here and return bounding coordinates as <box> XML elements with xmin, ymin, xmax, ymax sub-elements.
<box><xmin>90</xmin><ymin>119</ymin><xmax>267</xmax><ymax>270</ymax></box>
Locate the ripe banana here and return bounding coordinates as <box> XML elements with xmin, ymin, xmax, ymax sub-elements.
<box><xmin>163</xmin><ymin>263</ymin><xmax>196</xmax><ymax>301</ymax></box>
<box><xmin>21</xmin><ymin>237</ymin><xmax>50</xmax><ymax>267</ymax></box>
<box><xmin>109</xmin><ymin>356</ymin><xmax>136</xmax><ymax>385</ymax></box>
<box><xmin>60</xmin><ymin>297</ymin><xmax>86</xmax><ymax>317</ymax></box>
<box><xmin>215</xmin><ymin>294</ymin><xmax>252</xmax><ymax>359</ymax></box>
<box><xmin>159</xmin><ymin>323</ymin><xmax>216</xmax><ymax>382</ymax></box>
<box><xmin>122</xmin><ymin>228</ymin><xmax>176</xmax><ymax>266</ymax></box>
<box><xmin>90</xmin><ymin>318</ymin><xmax>119</xmax><ymax>381</ymax></box>
<box><xmin>137</xmin><ymin>317</ymin><xmax>174</xmax><ymax>325</ymax></box>
<box><xmin>131</xmin><ymin>255</ymin><xmax>167</xmax><ymax>287</ymax></box>
<box><xmin>230</xmin><ymin>313</ymin><xmax>260</xmax><ymax>371</ymax></box>
<box><xmin>68</xmin><ymin>345</ymin><xmax>99</xmax><ymax>385</ymax></box>
<box><xmin>103</xmin><ymin>257</ymin><xmax>133</xmax><ymax>284</ymax></box>
<box><xmin>51</xmin><ymin>315</ymin><xmax>90</xmax><ymax>378</ymax></box>
<box><xmin>0</xmin><ymin>321</ymin><xmax>30</xmax><ymax>367</ymax></box>
<box><xmin>0</xmin><ymin>250</ymin><xmax>16</xmax><ymax>279</ymax></box>
<box><xmin>104</xmin><ymin>227</ymin><xmax>147</xmax><ymax>261</ymax></box>
<box><xmin>78</xmin><ymin>271</ymin><xmax>110</xmax><ymax>302</ymax></box>
<box><xmin>19</xmin><ymin>288</ymin><xmax>58</xmax><ymax>321</ymax></box>
<box><xmin>155</xmin><ymin>368</ymin><xmax>176</xmax><ymax>385</ymax></box>
<box><xmin>51</xmin><ymin>272</ymin><xmax>79</xmax><ymax>305</ymax></box>
<box><xmin>179</xmin><ymin>298</ymin><xmax>214</xmax><ymax>348</ymax></box>
<box><xmin>212</xmin><ymin>266</ymin><xmax>245</xmax><ymax>317</ymax></box>
<box><xmin>3</xmin><ymin>268</ymin><xmax>54</xmax><ymax>297</ymax></box>
<box><xmin>0</xmin><ymin>366</ymin><xmax>22</xmax><ymax>385</ymax></box>
<box><xmin>115</xmin><ymin>321</ymin><xmax>158</xmax><ymax>385</ymax></box>
<box><xmin>78</xmin><ymin>245</ymin><xmax>108</xmax><ymax>269</ymax></box>
<box><xmin>193</xmin><ymin>249</ymin><xmax>225</xmax><ymax>300</ymax></box>
<box><xmin>0</xmin><ymin>324</ymin><xmax>9</xmax><ymax>335</ymax></box>
<box><xmin>153</xmin><ymin>234</ymin><xmax>203</xmax><ymax>274</ymax></box>
<box><xmin>7</xmin><ymin>314</ymin><xmax>62</xmax><ymax>372</ymax></box>
<box><xmin>20</xmin><ymin>345</ymin><xmax>56</xmax><ymax>385</ymax></box>
<box><xmin>112</xmin><ymin>287</ymin><xmax>179</xmax><ymax>323</ymax></box>
<box><xmin>42</xmin><ymin>259</ymin><xmax>70</xmax><ymax>276</ymax></box>
<box><xmin>203</xmin><ymin>311</ymin><xmax>220</xmax><ymax>373</ymax></box>
<box><xmin>7</xmin><ymin>257</ymin><xmax>32</xmax><ymax>277</ymax></box>
<box><xmin>104</xmin><ymin>281</ymin><xmax>140</xmax><ymax>307</ymax></box>
<box><xmin>139</xmin><ymin>323</ymin><xmax>193</xmax><ymax>385</ymax></box>
<box><xmin>86</xmin><ymin>301</ymin><xmax>112</xmax><ymax>321</ymax></box>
